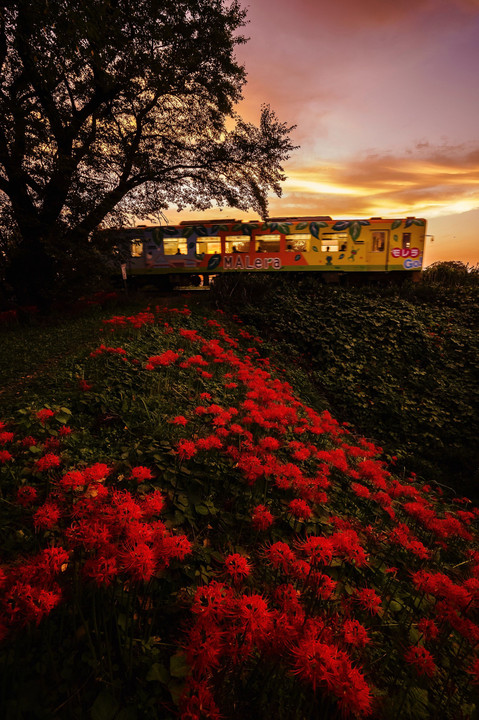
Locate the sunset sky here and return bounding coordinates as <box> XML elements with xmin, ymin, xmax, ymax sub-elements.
<box><xmin>169</xmin><ymin>0</ymin><xmax>479</xmax><ymax>266</ymax></box>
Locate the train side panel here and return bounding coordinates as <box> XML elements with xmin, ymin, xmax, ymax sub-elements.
<box><xmin>116</xmin><ymin>217</ymin><xmax>426</xmax><ymax>278</ymax></box>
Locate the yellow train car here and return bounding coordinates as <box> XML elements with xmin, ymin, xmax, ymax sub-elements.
<box><xmin>112</xmin><ymin>215</ymin><xmax>426</xmax><ymax>283</ymax></box>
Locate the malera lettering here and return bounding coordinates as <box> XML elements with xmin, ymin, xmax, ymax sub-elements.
<box><xmin>223</xmin><ymin>256</ymin><xmax>282</xmax><ymax>270</ymax></box>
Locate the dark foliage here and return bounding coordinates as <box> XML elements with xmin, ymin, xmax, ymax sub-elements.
<box><xmin>212</xmin><ymin>269</ymin><xmax>479</xmax><ymax>498</ymax></box>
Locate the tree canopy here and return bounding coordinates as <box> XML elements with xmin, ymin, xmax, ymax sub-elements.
<box><xmin>0</xmin><ymin>0</ymin><xmax>296</xmax><ymax>302</ymax></box>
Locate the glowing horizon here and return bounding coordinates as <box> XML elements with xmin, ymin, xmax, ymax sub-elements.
<box><xmin>164</xmin><ymin>0</ymin><xmax>479</xmax><ymax>265</ymax></box>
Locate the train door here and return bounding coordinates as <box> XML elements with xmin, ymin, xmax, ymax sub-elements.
<box><xmin>367</xmin><ymin>229</ymin><xmax>389</xmax><ymax>270</ymax></box>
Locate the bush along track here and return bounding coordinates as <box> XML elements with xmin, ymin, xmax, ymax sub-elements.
<box><xmin>0</xmin><ymin>304</ymin><xmax>478</xmax><ymax>719</ymax></box>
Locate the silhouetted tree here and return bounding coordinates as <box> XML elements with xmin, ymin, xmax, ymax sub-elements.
<box><xmin>0</xmin><ymin>0</ymin><xmax>296</xmax><ymax>303</ymax></box>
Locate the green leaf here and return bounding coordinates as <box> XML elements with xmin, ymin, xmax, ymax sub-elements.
<box><xmin>90</xmin><ymin>691</ymin><xmax>120</xmax><ymax>720</ymax></box>
<box><xmin>295</xmin><ymin>222</ymin><xmax>308</xmax><ymax>230</ymax></box>
<box><xmin>312</xmin><ymin>245</ymin><xmax>319</xmax><ymax>252</ymax></box>
<box><xmin>169</xmin><ymin>653</ymin><xmax>189</xmax><ymax>679</ymax></box>
<box><xmin>146</xmin><ymin>663</ymin><xmax>169</xmax><ymax>684</ymax></box>
<box><xmin>391</xmin><ymin>219</ymin><xmax>402</xmax><ymax>229</ymax></box>
<box><xmin>195</xmin><ymin>504</ymin><xmax>209</xmax><ymax>515</ymax></box>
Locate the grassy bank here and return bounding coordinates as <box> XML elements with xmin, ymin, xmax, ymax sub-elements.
<box><xmin>0</xmin><ymin>297</ymin><xmax>478</xmax><ymax>719</ymax></box>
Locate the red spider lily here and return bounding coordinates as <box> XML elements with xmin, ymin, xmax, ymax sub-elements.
<box><xmin>0</xmin><ymin>431</ymin><xmax>14</xmax><ymax>444</ymax></box>
<box><xmin>179</xmin><ymin>328</ymin><xmax>201</xmax><ymax>341</ymax></box>
<box><xmin>0</xmin><ymin>450</ymin><xmax>13</xmax><ymax>463</ymax></box>
<box><xmin>16</xmin><ymin>486</ymin><xmax>38</xmax><ymax>506</ymax></box>
<box><xmin>251</xmin><ymin>504</ymin><xmax>274</xmax><ymax>531</ymax></box>
<box><xmin>179</xmin><ymin>678</ymin><xmax>221</xmax><ymax>720</ymax></box>
<box><xmin>236</xmin><ymin>593</ymin><xmax>272</xmax><ymax>639</ymax></box>
<box><xmin>177</xmin><ymin>439</ymin><xmax>197</xmax><ymax>461</ymax></box>
<box><xmin>58</xmin><ymin>426</ymin><xmax>73</xmax><ymax>437</ymax></box>
<box><xmin>297</xmin><ymin>536</ymin><xmax>334</xmax><ymax>566</ymax></box>
<box><xmin>467</xmin><ymin>658</ymin><xmax>479</xmax><ymax>686</ymax></box>
<box><xmin>83</xmin><ymin>554</ymin><xmax>119</xmax><ymax>587</ymax></box>
<box><xmin>196</xmin><ymin>435</ymin><xmax>223</xmax><ymax>451</ymax></box>
<box><xmin>160</xmin><ymin>534</ymin><xmax>193</xmax><ymax>561</ymax></box>
<box><xmin>66</xmin><ymin>519</ymin><xmax>112</xmax><ymax>551</ymax></box>
<box><xmin>342</xmin><ymin>619</ymin><xmax>370</xmax><ymax>648</ymax></box>
<box><xmin>263</xmin><ymin>541</ymin><xmax>296</xmax><ymax>574</ymax></box>
<box><xmin>190</xmin><ymin>581</ymin><xmax>235</xmax><ymax>621</ymax></box>
<box><xmin>83</xmin><ymin>463</ymin><xmax>110</xmax><ymax>483</ymax></box>
<box><xmin>411</xmin><ymin>571</ymin><xmax>472</xmax><ymax>610</ymax></box>
<box><xmin>33</xmin><ymin>453</ymin><xmax>61</xmax><ymax>472</ymax></box>
<box><xmin>78</xmin><ymin>378</ymin><xmax>93</xmax><ymax>391</ymax></box>
<box><xmin>3</xmin><ymin>582</ymin><xmax>62</xmax><ymax>627</ymax></box>
<box><xmin>183</xmin><ymin>622</ymin><xmax>224</xmax><ymax>676</ymax></box>
<box><xmin>120</xmin><ymin>541</ymin><xmax>156</xmax><ymax>582</ymax></box>
<box><xmin>130</xmin><ymin>466</ymin><xmax>154</xmax><ymax>483</ymax></box>
<box><xmin>351</xmin><ymin>482</ymin><xmax>371</xmax><ymax>499</ymax></box>
<box><xmin>223</xmin><ymin>553</ymin><xmax>252</xmax><ymax>583</ymax></box>
<box><xmin>417</xmin><ymin>617</ymin><xmax>439</xmax><ymax>641</ymax></box>
<box><xmin>288</xmin><ymin>498</ymin><xmax>312</xmax><ymax>520</ymax></box>
<box><xmin>36</xmin><ymin>408</ymin><xmax>55</xmax><ymax>424</ymax></box>
<box><xmin>237</xmin><ymin>453</ymin><xmax>265</xmax><ymax>484</ymax></box>
<box><xmin>145</xmin><ymin>349</ymin><xmax>180</xmax><ymax>369</ymax></box>
<box><xmin>404</xmin><ymin>644</ymin><xmax>436</xmax><ymax>677</ymax></box>
<box><xmin>141</xmin><ymin>490</ymin><xmax>165</xmax><ymax>518</ymax></box>
<box><xmin>19</xmin><ymin>436</ymin><xmax>37</xmax><ymax>447</ymax></box>
<box><xmin>59</xmin><ymin>469</ymin><xmax>86</xmax><ymax>491</ymax></box>
<box><xmin>171</xmin><ymin>415</ymin><xmax>189</xmax><ymax>426</ymax></box>
<box><xmin>356</xmin><ymin>588</ymin><xmax>382</xmax><ymax>615</ymax></box>
<box><xmin>33</xmin><ymin>502</ymin><xmax>61</xmax><ymax>530</ymax></box>
<box><xmin>331</xmin><ymin>530</ymin><xmax>368</xmax><ymax>567</ymax></box>
<box><xmin>290</xmin><ymin>634</ymin><xmax>373</xmax><ymax>716</ymax></box>
<box><xmin>273</xmin><ymin>583</ymin><xmax>303</xmax><ymax>613</ymax></box>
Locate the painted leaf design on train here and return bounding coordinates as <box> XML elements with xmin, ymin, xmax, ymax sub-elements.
<box><xmin>207</xmin><ymin>254</ymin><xmax>222</xmax><ymax>270</ymax></box>
<box><xmin>278</xmin><ymin>223</ymin><xmax>291</xmax><ymax>234</ymax></box>
<box><xmin>391</xmin><ymin>219</ymin><xmax>402</xmax><ymax>230</ymax></box>
<box><xmin>182</xmin><ymin>227</ymin><xmax>195</xmax><ymax>237</ymax></box>
<box><xmin>332</xmin><ymin>220</ymin><xmax>350</xmax><ymax>232</ymax></box>
<box><xmin>295</xmin><ymin>222</ymin><xmax>308</xmax><ymax>230</ymax></box>
<box><xmin>310</xmin><ymin>221</ymin><xmax>328</xmax><ymax>239</ymax></box>
<box><xmin>233</xmin><ymin>223</ymin><xmax>256</xmax><ymax>235</ymax></box>
<box><xmin>404</xmin><ymin>218</ymin><xmax>424</xmax><ymax>228</ymax></box>
<box><xmin>312</xmin><ymin>246</ymin><xmax>319</xmax><ymax>252</ymax></box>
<box><xmin>195</xmin><ymin>225</ymin><xmax>209</xmax><ymax>236</ymax></box>
<box><xmin>294</xmin><ymin>254</ymin><xmax>301</xmax><ymax>262</ymax></box>
<box><xmin>349</xmin><ymin>221</ymin><xmax>363</xmax><ymax>242</ymax></box>
<box><xmin>163</xmin><ymin>226</ymin><xmax>181</xmax><ymax>236</ymax></box>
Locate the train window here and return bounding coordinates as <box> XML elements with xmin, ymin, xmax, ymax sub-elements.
<box><xmin>131</xmin><ymin>240</ymin><xmax>143</xmax><ymax>257</ymax></box>
<box><xmin>163</xmin><ymin>238</ymin><xmax>188</xmax><ymax>255</ymax></box>
<box><xmin>256</xmin><ymin>234</ymin><xmax>280</xmax><ymax>252</ymax></box>
<box><xmin>402</xmin><ymin>233</ymin><xmax>411</xmax><ymax>249</ymax></box>
<box><xmin>197</xmin><ymin>237</ymin><xmax>221</xmax><ymax>255</ymax></box>
<box><xmin>225</xmin><ymin>236</ymin><xmax>250</xmax><ymax>253</ymax></box>
<box><xmin>286</xmin><ymin>234</ymin><xmax>310</xmax><ymax>252</ymax></box>
<box><xmin>371</xmin><ymin>231</ymin><xmax>386</xmax><ymax>252</ymax></box>
<box><xmin>321</xmin><ymin>233</ymin><xmax>346</xmax><ymax>252</ymax></box>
